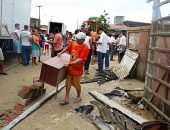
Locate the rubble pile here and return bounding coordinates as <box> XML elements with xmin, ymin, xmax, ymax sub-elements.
<box><xmin>0</xmin><ymin>77</ymin><xmax>46</xmax><ymax>128</ymax></box>
<box><xmin>18</xmin><ymin>77</ymin><xmax>46</xmax><ymax>106</ymax></box>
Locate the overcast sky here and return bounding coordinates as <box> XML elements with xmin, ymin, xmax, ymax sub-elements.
<box><xmin>30</xmin><ymin>0</ymin><xmax>169</xmax><ymax>32</ymax></box>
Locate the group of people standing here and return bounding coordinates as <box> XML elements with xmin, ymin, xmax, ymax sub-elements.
<box><xmin>65</xmin><ymin>28</ymin><xmax>127</xmax><ymax>76</ymax></box>
<box><xmin>12</xmin><ymin>23</ymin><xmax>43</xmax><ymax>66</ymax></box>
<box><xmin>57</xmin><ymin>28</ymin><xmax>127</xmax><ymax>105</ymax></box>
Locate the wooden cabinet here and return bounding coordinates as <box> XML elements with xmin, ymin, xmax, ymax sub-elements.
<box><xmin>40</xmin><ymin>53</ymin><xmax>70</xmax><ymax>87</ymax></box>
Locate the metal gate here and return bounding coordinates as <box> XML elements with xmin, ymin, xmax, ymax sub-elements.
<box><xmin>144</xmin><ymin>0</ymin><xmax>170</xmax><ymax>123</ymax></box>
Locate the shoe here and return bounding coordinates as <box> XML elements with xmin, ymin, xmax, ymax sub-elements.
<box><xmin>84</xmin><ymin>70</ymin><xmax>90</xmax><ymax>75</ymax></box>
<box><xmin>0</xmin><ymin>72</ymin><xmax>8</xmax><ymax>75</ymax></box>
<box><xmin>59</xmin><ymin>101</ymin><xmax>69</xmax><ymax>105</ymax></box>
<box><xmin>73</xmin><ymin>98</ymin><xmax>82</xmax><ymax>103</ymax></box>
<box><xmin>95</xmin><ymin>71</ymin><xmax>103</xmax><ymax>76</ymax></box>
<box><xmin>105</xmin><ymin>67</ymin><xmax>110</xmax><ymax>71</ymax></box>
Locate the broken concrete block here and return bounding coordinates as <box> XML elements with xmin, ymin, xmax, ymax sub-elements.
<box><xmin>127</xmin><ymin>91</ymin><xmax>144</xmax><ymax>103</ymax></box>
<box><xmin>18</xmin><ymin>97</ymin><xmax>31</xmax><ymax>106</ymax></box>
<box><xmin>33</xmin><ymin>77</ymin><xmax>40</xmax><ymax>83</ymax></box>
<box><xmin>18</xmin><ymin>86</ymin><xmax>31</xmax><ymax>99</ymax></box>
<box><xmin>30</xmin><ymin>81</ymin><xmax>44</xmax><ymax>90</ymax></box>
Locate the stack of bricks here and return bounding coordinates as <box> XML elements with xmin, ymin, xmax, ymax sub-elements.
<box><xmin>0</xmin><ymin>103</ymin><xmax>25</xmax><ymax>128</ymax></box>
<box><xmin>0</xmin><ymin>77</ymin><xmax>46</xmax><ymax>128</ymax></box>
<box><xmin>18</xmin><ymin>77</ymin><xmax>46</xmax><ymax>106</ymax></box>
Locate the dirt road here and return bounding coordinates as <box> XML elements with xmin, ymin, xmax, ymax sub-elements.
<box><xmin>0</xmin><ymin>55</ymin><xmax>150</xmax><ymax>130</ymax></box>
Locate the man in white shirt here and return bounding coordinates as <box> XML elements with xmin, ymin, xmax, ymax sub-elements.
<box><xmin>110</xmin><ymin>33</ymin><xmax>117</xmax><ymax>61</ymax></box>
<box><xmin>96</xmin><ymin>28</ymin><xmax>109</xmax><ymax>74</ymax></box>
<box><xmin>118</xmin><ymin>33</ymin><xmax>127</xmax><ymax>62</ymax></box>
<box><xmin>84</xmin><ymin>31</ymin><xmax>92</xmax><ymax>75</ymax></box>
<box><xmin>20</xmin><ymin>25</ymin><xmax>32</xmax><ymax>66</ymax></box>
<box><xmin>13</xmin><ymin>23</ymin><xmax>22</xmax><ymax>63</ymax></box>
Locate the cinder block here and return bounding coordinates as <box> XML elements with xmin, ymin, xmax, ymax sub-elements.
<box><xmin>30</xmin><ymin>82</ymin><xmax>44</xmax><ymax>90</ymax></box>
<box><xmin>18</xmin><ymin>97</ymin><xmax>31</xmax><ymax>106</ymax></box>
<box><xmin>33</xmin><ymin>77</ymin><xmax>40</xmax><ymax>83</ymax></box>
<box><xmin>18</xmin><ymin>86</ymin><xmax>31</xmax><ymax>99</ymax></box>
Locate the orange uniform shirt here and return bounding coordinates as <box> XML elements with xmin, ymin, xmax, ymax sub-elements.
<box><xmin>67</xmin><ymin>42</ymin><xmax>89</xmax><ymax>76</ymax></box>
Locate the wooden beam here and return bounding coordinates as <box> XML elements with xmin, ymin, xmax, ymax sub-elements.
<box><xmin>146</xmin><ymin>0</ymin><xmax>153</xmax><ymax>3</ymax></box>
<box><xmin>144</xmin><ymin>85</ymin><xmax>170</xmax><ymax>106</ymax></box>
<box><xmin>149</xmin><ymin>72</ymin><xmax>167</xmax><ymax>102</ymax></box>
<box><xmin>142</xmin><ymin>97</ymin><xmax>170</xmax><ymax>123</ymax></box>
<box><xmin>89</xmin><ymin>91</ymin><xmax>150</xmax><ymax>124</ymax></box>
<box><xmin>146</xmin><ymin>73</ymin><xmax>170</xmax><ymax>89</ymax></box>
<box><xmin>151</xmin><ymin>32</ymin><xmax>170</xmax><ymax>36</ymax></box>
<box><xmin>153</xmin><ymin>0</ymin><xmax>170</xmax><ymax>8</ymax></box>
<box><xmin>149</xmin><ymin>47</ymin><xmax>170</xmax><ymax>53</ymax></box>
<box><xmin>147</xmin><ymin>61</ymin><xmax>170</xmax><ymax>71</ymax></box>
<box><xmin>156</xmin><ymin>15</ymin><xmax>170</xmax><ymax>22</ymax></box>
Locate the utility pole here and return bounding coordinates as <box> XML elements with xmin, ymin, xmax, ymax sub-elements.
<box><xmin>36</xmin><ymin>5</ymin><xmax>42</xmax><ymax>29</ymax></box>
<box><xmin>77</xmin><ymin>19</ymin><xmax>78</xmax><ymax>29</ymax></box>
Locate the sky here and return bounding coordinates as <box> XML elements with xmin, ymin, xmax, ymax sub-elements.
<box><xmin>30</xmin><ymin>0</ymin><xmax>169</xmax><ymax>32</ymax></box>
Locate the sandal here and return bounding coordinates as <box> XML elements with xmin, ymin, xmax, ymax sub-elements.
<box><xmin>59</xmin><ymin>101</ymin><xmax>69</xmax><ymax>105</ymax></box>
<box><xmin>0</xmin><ymin>72</ymin><xmax>8</xmax><ymax>75</ymax></box>
<box><xmin>73</xmin><ymin>98</ymin><xmax>82</xmax><ymax>103</ymax></box>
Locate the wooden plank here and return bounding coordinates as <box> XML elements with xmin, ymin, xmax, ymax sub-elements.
<box><xmin>149</xmin><ymin>47</ymin><xmax>170</xmax><ymax>53</ymax></box>
<box><xmin>151</xmin><ymin>32</ymin><xmax>170</xmax><ymax>36</ymax></box>
<box><xmin>156</xmin><ymin>15</ymin><xmax>170</xmax><ymax>22</ymax></box>
<box><xmin>149</xmin><ymin>72</ymin><xmax>167</xmax><ymax>102</ymax></box>
<box><xmin>144</xmin><ymin>85</ymin><xmax>170</xmax><ymax>106</ymax></box>
<box><xmin>142</xmin><ymin>97</ymin><xmax>170</xmax><ymax>123</ymax></box>
<box><xmin>146</xmin><ymin>73</ymin><xmax>170</xmax><ymax>89</ymax></box>
<box><xmin>127</xmin><ymin>25</ymin><xmax>151</xmax><ymax>31</ymax></box>
<box><xmin>147</xmin><ymin>61</ymin><xmax>170</xmax><ymax>71</ymax></box>
<box><xmin>89</xmin><ymin>91</ymin><xmax>150</xmax><ymax>124</ymax></box>
<box><xmin>147</xmin><ymin>0</ymin><xmax>153</xmax><ymax>3</ymax></box>
<box><xmin>153</xmin><ymin>0</ymin><xmax>170</xmax><ymax>8</ymax></box>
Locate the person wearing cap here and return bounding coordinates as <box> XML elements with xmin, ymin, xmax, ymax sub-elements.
<box><xmin>57</xmin><ymin>32</ymin><xmax>89</xmax><ymax>105</ymax></box>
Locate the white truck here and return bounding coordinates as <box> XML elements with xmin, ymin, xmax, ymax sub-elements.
<box><xmin>0</xmin><ymin>0</ymin><xmax>31</xmax><ymax>53</ymax></box>
<box><xmin>48</xmin><ymin>22</ymin><xmax>67</xmax><ymax>35</ymax></box>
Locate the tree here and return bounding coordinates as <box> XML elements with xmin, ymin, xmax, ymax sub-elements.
<box><xmin>86</xmin><ymin>10</ymin><xmax>110</xmax><ymax>33</ymax></box>
<box><xmin>98</xmin><ymin>10</ymin><xmax>110</xmax><ymax>33</ymax></box>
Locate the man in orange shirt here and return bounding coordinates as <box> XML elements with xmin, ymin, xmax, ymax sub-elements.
<box><xmin>53</xmin><ymin>28</ymin><xmax>63</xmax><ymax>57</ymax></box>
<box><xmin>58</xmin><ymin>32</ymin><xmax>89</xmax><ymax>105</ymax></box>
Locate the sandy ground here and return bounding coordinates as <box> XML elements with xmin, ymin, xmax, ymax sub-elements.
<box><xmin>0</xmin><ymin>55</ymin><xmax>154</xmax><ymax>130</ymax></box>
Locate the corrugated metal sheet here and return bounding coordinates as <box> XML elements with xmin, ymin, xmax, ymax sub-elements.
<box><xmin>112</xmin><ymin>66</ymin><xmax>129</xmax><ymax>80</ymax></box>
<box><xmin>112</xmin><ymin>49</ymin><xmax>139</xmax><ymax>80</ymax></box>
<box><xmin>40</xmin><ymin>53</ymin><xmax>70</xmax><ymax>87</ymax></box>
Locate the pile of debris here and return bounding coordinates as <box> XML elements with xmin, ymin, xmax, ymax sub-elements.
<box><xmin>74</xmin><ymin>90</ymin><xmax>170</xmax><ymax>130</ymax></box>
<box><xmin>81</xmin><ymin>49</ymin><xmax>139</xmax><ymax>85</ymax></box>
<box><xmin>18</xmin><ymin>77</ymin><xmax>46</xmax><ymax>106</ymax></box>
<box><xmin>0</xmin><ymin>77</ymin><xmax>46</xmax><ymax>128</ymax></box>
<box><xmin>0</xmin><ymin>104</ymin><xmax>25</xmax><ymax>128</ymax></box>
